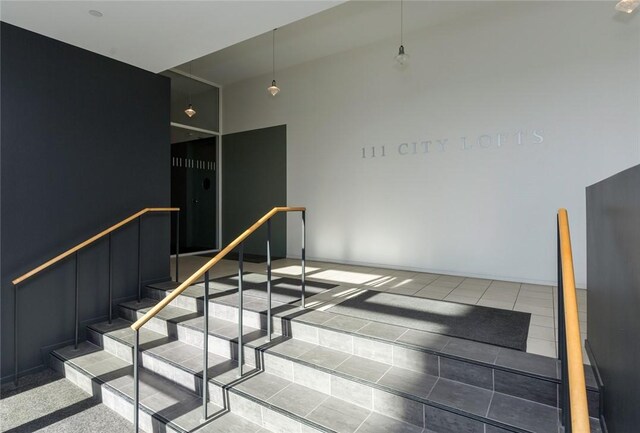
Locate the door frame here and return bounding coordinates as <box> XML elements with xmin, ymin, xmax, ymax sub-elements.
<box><xmin>167</xmin><ymin>67</ymin><xmax>223</xmax><ymax>255</ymax></box>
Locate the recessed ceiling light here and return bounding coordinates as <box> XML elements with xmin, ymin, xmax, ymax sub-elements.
<box><xmin>88</xmin><ymin>10</ymin><xmax>103</xmax><ymax>18</ymax></box>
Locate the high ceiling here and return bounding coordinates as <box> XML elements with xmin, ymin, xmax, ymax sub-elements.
<box><xmin>177</xmin><ymin>0</ymin><xmax>499</xmax><ymax>86</ymax></box>
<box><xmin>0</xmin><ymin>0</ymin><xmax>343</xmax><ymax>73</ymax></box>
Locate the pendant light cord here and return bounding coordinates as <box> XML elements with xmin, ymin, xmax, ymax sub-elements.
<box><xmin>400</xmin><ymin>0</ymin><xmax>404</xmax><ymax>46</ymax></box>
<box><xmin>272</xmin><ymin>28</ymin><xmax>276</xmax><ymax>82</ymax></box>
<box><xmin>188</xmin><ymin>61</ymin><xmax>192</xmax><ymax>105</ymax></box>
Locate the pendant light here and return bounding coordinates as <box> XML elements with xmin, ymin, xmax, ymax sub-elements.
<box><xmin>184</xmin><ymin>61</ymin><xmax>197</xmax><ymax>117</ymax></box>
<box><xmin>395</xmin><ymin>0</ymin><xmax>409</xmax><ymax>66</ymax></box>
<box><xmin>267</xmin><ymin>29</ymin><xmax>281</xmax><ymax>96</ymax></box>
<box><xmin>615</xmin><ymin>0</ymin><xmax>640</xmax><ymax>13</ymax></box>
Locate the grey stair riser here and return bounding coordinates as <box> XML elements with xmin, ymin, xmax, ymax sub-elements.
<box><xmin>119</xmin><ymin>303</ymin><xmax>562</xmax><ymax>411</ymax></box>
<box><xmin>116</xmin><ymin>308</ymin><xmax>257</xmax><ymax>364</ymax></box>
<box><xmin>50</xmin><ymin>355</ymin><xmax>182</xmax><ymax>433</ymax></box>
<box><xmin>91</xmin><ymin>326</ymin><xmax>527</xmax><ymax>433</ymax></box>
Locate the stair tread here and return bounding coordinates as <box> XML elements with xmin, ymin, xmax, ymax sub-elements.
<box><xmin>52</xmin><ymin>342</ymin><xmax>269</xmax><ymax>433</ymax></box>
<box><xmin>145</xmin><ymin>283</ymin><xmax>571</xmax><ymax>384</ymax></box>
<box><xmin>95</xmin><ymin>315</ymin><xmax>566</xmax><ymax>433</ymax></box>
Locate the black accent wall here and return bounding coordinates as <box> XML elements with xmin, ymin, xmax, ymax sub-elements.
<box><xmin>222</xmin><ymin>126</ymin><xmax>287</xmax><ymax>257</ymax></box>
<box><xmin>0</xmin><ymin>23</ymin><xmax>170</xmax><ymax>381</ymax></box>
<box><xmin>586</xmin><ymin>164</ymin><xmax>640</xmax><ymax>433</ymax></box>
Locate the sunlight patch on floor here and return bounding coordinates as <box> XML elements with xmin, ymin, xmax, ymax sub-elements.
<box><xmin>310</xmin><ymin>269</ymin><xmax>382</xmax><ymax>285</ymax></box>
<box><xmin>272</xmin><ymin>265</ymin><xmax>320</xmax><ymax>276</ymax></box>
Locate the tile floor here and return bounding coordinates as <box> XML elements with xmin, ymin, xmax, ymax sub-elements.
<box><xmin>170</xmin><ymin>256</ymin><xmax>588</xmax><ymax>361</ymax></box>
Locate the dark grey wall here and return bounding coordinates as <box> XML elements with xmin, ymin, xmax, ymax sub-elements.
<box><xmin>222</xmin><ymin>126</ymin><xmax>287</xmax><ymax>257</ymax></box>
<box><xmin>0</xmin><ymin>23</ymin><xmax>171</xmax><ymax>381</ymax></box>
<box><xmin>586</xmin><ymin>164</ymin><xmax>640</xmax><ymax>433</ymax></box>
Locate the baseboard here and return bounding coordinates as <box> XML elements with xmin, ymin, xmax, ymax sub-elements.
<box><xmin>285</xmin><ymin>254</ymin><xmax>584</xmax><ymax>288</ymax></box>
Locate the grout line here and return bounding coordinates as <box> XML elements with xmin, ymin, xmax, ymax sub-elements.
<box><xmin>353</xmin><ymin>412</ymin><xmax>373</xmax><ymax>433</ymax></box>
<box><xmin>265</xmin><ymin>381</ymin><xmax>292</xmax><ymax>403</ymax></box>
<box><xmin>305</xmin><ymin>394</ymin><xmax>330</xmax><ymax>418</ymax></box>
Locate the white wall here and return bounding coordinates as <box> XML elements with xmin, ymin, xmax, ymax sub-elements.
<box><xmin>223</xmin><ymin>1</ymin><xmax>640</xmax><ymax>287</ymax></box>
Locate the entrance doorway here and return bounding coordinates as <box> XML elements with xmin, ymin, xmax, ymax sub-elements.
<box><xmin>171</xmin><ymin>135</ymin><xmax>217</xmax><ymax>253</ymax></box>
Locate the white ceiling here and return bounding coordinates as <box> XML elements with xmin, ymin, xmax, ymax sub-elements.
<box><xmin>178</xmin><ymin>1</ymin><xmax>499</xmax><ymax>86</ymax></box>
<box><xmin>0</xmin><ymin>0</ymin><xmax>344</xmax><ymax>73</ymax></box>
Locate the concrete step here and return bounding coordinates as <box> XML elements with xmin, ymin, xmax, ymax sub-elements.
<box><xmin>49</xmin><ymin>341</ymin><xmax>270</xmax><ymax>433</ymax></box>
<box><xmin>112</xmin><ymin>300</ymin><xmax>592</xmax><ymax>433</ymax></box>
<box><xmin>143</xmin><ymin>281</ymin><xmax>602</xmax><ymax>418</ymax></box>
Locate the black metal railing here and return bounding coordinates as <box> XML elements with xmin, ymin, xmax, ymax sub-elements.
<box><xmin>12</xmin><ymin>207</ymin><xmax>180</xmax><ymax>386</ymax></box>
<box><xmin>130</xmin><ymin>206</ymin><xmax>306</xmax><ymax>432</ymax></box>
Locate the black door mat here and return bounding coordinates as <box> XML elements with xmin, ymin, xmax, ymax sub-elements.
<box><xmin>327</xmin><ymin>291</ymin><xmax>531</xmax><ymax>351</ymax></box>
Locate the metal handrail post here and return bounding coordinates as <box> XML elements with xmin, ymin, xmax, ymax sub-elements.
<box><xmin>202</xmin><ymin>271</ymin><xmax>209</xmax><ymax>420</ymax></box>
<box><xmin>175</xmin><ymin>212</ymin><xmax>180</xmax><ymax>283</ymax></box>
<box><xmin>238</xmin><ymin>244</ymin><xmax>244</xmax><ymax>377</ymax></box>
<box><xmin>74</xmin><ymin>252</ymin><xmax>79</xmax><ymax>349</ymax></box>
<box><xmin>266</xmin><ymin>219</ymin><xmax>272</xmax><ymax>341</ymax></box>
<box><xmin>137</xmin><ymin>216</ymin><xmax>142</xmax><ymax>302</ymax></box>
<box><xmin>14</xmin><ymin>284</ymin><xmax>18</xmax><ymax>386</ymax></box>
<box><xmin>133</xmin><ymin>329</ymin><xmax>139</xmax><ymax>432</ymax></box>
<box><xmin>108</xmin><ymin>233</ymin><xmax>113</xmax><ymax>324</ymax></box>
<box><xmin>301</xmin><ymin>211</ymin><xmax>306</xmax><ymax>309</ymax></box>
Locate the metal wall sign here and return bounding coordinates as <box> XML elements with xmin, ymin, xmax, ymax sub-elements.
<box><xmin>361</xmin><ymin>129</ymin><xmax>544</xmax><ymax>159</ymax></box>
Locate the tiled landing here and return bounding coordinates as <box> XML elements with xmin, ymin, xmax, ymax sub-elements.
<box><xmin>170</xmin><ymin>257</ymin><xmax>587</xmax><ymax>360</ymax></box>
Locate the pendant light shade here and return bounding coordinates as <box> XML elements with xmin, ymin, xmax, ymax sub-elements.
<box><xmin>185</xmin><ymin>61</ymin><xmax>197</xmax><ymax>117</ymax></box>
<box><xmin>267</xmin><ymin>29</ymin><xmax>280</xmax><ymax>96</ymax></box>
<box><xmin>268</xmin><ymin>80</ymin><xmax>280</xmax><ymax>96</ymax></box>
<box><xmin>395</xmin><ymin>0</ymin><xmax>409</xmax><ymax>67</ymax></box>
<box><xmin>615</xmin><ymin>0</ymin><xmax>640</xmax><ymax>13</ymax></box>
<box><xmin>395</xmin><ymin>45</ymin><xmax>409</xmax><ymax>66</ymax></box>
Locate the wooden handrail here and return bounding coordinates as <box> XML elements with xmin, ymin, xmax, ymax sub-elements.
<box><xmin>557</xmin><ymin>208</ymin><xmax>590</xmax><ymax>433</ymax></box>
<box><xmin>131</xmin><ymin>206</ymin><xmax>305</xmax><ymax>331</ymax></box>
<box><xmin>12</xmin><ymin>207</ymin><xmax>179</xmax><ymax>285</ymax></box>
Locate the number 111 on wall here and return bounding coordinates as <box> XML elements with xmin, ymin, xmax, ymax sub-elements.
<box><xmin>362</xmin><ymin>146</ymin><xmax>386</xmax><ymax>158</ymax></box>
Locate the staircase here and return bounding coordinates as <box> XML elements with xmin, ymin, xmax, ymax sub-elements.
<box><xmin>50</xmin><ymin>277</ymin><xmax>603</xmax><ymax>433</ymax></box>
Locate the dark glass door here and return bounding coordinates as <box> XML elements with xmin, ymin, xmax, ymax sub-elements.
<box><xmin>171</xmin><ymin>136</ymin><xmax>216</xmax><ymax>253</ymax></box>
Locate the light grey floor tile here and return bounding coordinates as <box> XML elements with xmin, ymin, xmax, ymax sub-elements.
<box><xmin>527</xmin><ymin>338</ymin><xmax>557</xmax><ymax>357</ymax></box>
<box><xmin>385</xmin><ymin>285</ymin><xmax>423</xmax><ymax>296</ymax></box>
<box><xmin>395</xmin><ymin>329</ymin><xmax>450</xmax><ymax>351</ymax></box>
<box><xmin>443</xmin><ymin>294</ymin><xmax>479</xmax><ymax>305</ymax></box>
<box><xmin>266</xmin><ymin>338</ymin><xmax>317</xmax><ymax>359</ymax></box>
<box><xmin>307</xmin><ymin>397</ymin><xmax>371</xmax><ymax>433</ymax></box>
<box><xmin>377</xmin><ymin>366</ymin><xmax>437</xmax><ymax>399</ymax></box>
<box><xmin>324</xmin><ymin>315</ymin><xmax>371</xmax><ymax>333</ymax></box>
<box><xmin>515</xmin><ymin>296</ymin><xmax>553</xmax><ymax>309</ymax></box>
<box><xmin>477</xmin><ymin>299</ymin><xmax>515</xmax><ymax>310</ymax></box>
<box><xmin>528</xmin><ymin>325</ymin><xmax>556</xmax><ymax>341</ymax></box>
<box><xmin>268</xmin><ymin>382</ymin><xmax>329</xmax><ymax>417</ymax></box>
<box><xmin>530</xmin><ymin>314</ymin><xmax>556</xmax><ymax>329</ymax></box>
<box><xmin>356</xmin><ymin>322</ymin><xmax>407</xmax><ymax>341</ymax></box>
<box><xmin>335</xmin><ymin>355</ymin><xmax>391</xmax><ymax>382</ymax></box>
<box><xmin>234</xmin><ymin>372</ymin><xmax>291</xmax><ymax>400</ymax></box>
<box><xmin>298</xmin><ymin>346</ymin><xmax>351</xmax><ymax>369</ymax></box>
<box><xmin>355</xmin><ymin>412</ymin><xmax>423</xmax><ymax>433</ymax></box>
